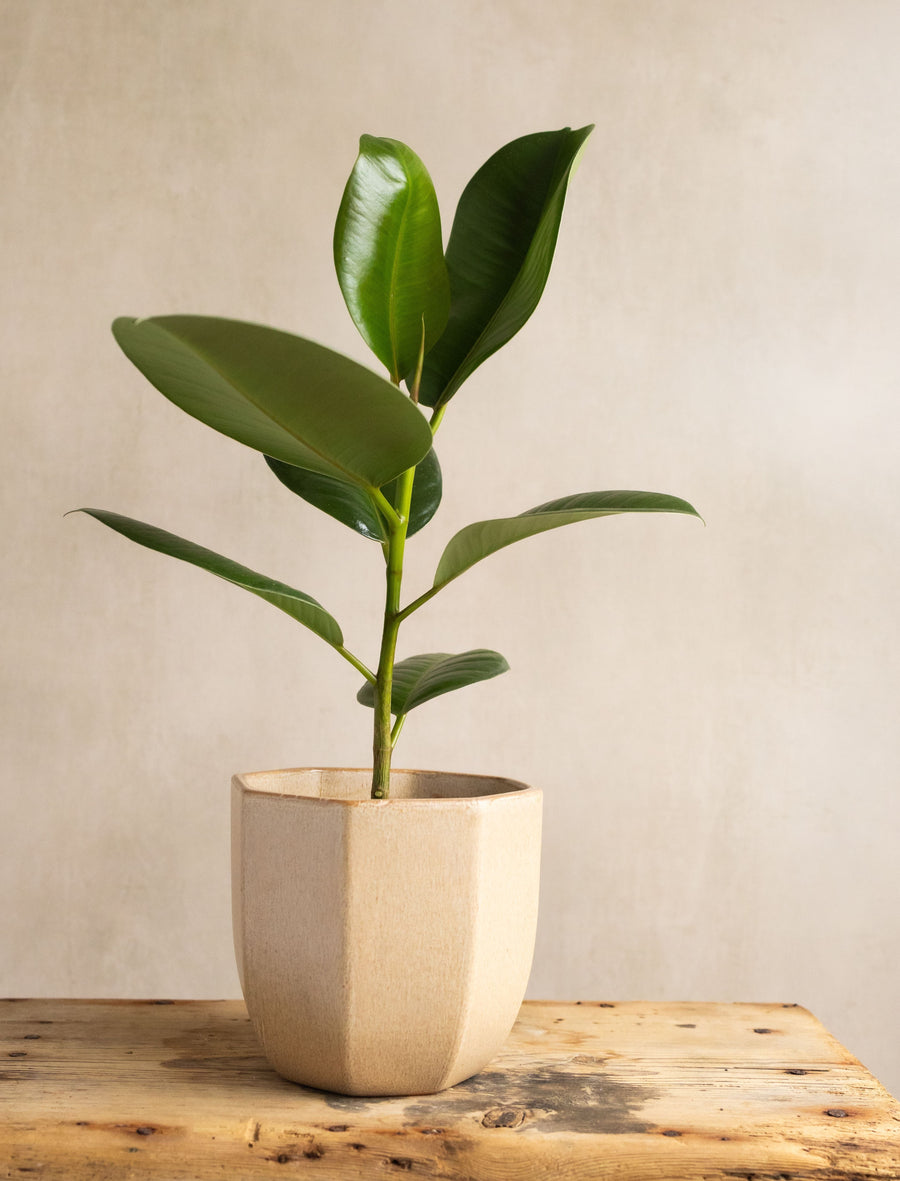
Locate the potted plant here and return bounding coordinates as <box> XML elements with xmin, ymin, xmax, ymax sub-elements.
<box><xmin>71</xmin><ymin>125</ymin><xmax>700</xmax><ymax>1096</ymax></box>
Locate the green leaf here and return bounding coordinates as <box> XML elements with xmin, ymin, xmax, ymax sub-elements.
<box><xmin>334</xmin><ymin>135</ymin><xmax>450</xmax><ymax>382</ymax></box>
<box><xmin>418</xmin><ymin>125</ymin><xmax>593</xmax><ymax>409</ymax></box>
<box><xmin>356</xmin><ymin>649</ymin><xmax>509</xmax><ymax>714</ymax></box>
<box><xmin>71</xmin><ymin>508</ymin><xmax>344</xmax><ymax>646</ymax></box>
<box><xmin>433</xmin><ymin>491</ymin><xmax>702</xmax><ymax>591</ymax></box>
<box><xmin>265</xmin><ymin>457</ymin><xmax>387</xmax><ymax>541</ymax></box>
<box><xmin>381</xmin><ymin>446</ymin><xmax>442</xmax><ymax>538</ymax></box>
<box><xmin>112</xmin><ymin>316</ymin><xmax>433</xmax><ymax>489</ymax></box>
<box><xmin>264</xmin><ymin>446</ymin><xmax>442</xmax><ymax>542</ymax></box>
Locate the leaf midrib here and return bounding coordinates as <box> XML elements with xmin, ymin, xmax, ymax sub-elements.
<box><xmin>387</xmin><ymin>161</ymin><xmax>414</xmax><ymax>383</ymax></box>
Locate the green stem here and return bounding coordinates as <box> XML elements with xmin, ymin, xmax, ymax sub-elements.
<box><xmin>371</xmin><ymin>464</ymin><xmax>415</xmax><ymax>799</ymax></box>
<box><xmin>390</xmin><ymin>408</ymin><xmax>449</xmax><ymax>626</ymax></box>
<box><xmin>334</xmin><ymin>644</ymin><xmax>376</xmax><ymax>684</ymax></box>
<box><xmin>395</xmin><ymin>579</ymin><xmax>444</xmax><ymax>624</ymax></box>
<box><xmin>370</xmin><ymin>349</ymin><xmax>440</xmax><ymax>797</ymax></box>
<box><xmin>430</xmin><ymin>404</ymin><xmax>447</xmax><ymax>434</ymax></box>
<box><xmin>371</xmin><ymin>486</ymin><xmax>402</xmax><ymax>532</ymax></box>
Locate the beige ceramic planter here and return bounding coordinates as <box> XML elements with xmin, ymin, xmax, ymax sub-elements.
<box><xmin>231</xmin><ymin>768</ymin><xmax>541</xmax><ymax>1096</ymax></box>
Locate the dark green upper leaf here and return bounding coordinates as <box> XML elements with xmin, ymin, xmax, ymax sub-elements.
<box><xmin>71</xmin><ymin>508</ymin><xmax>344</xmax><ymax>646</ymax></box>
<box><xmin>265</xmin><ymin>446</ymin><xmax>442</xmax><ymax>542</ymax></box>
<box><xmin>356</xmin><ymin>649</ymin><xmax>509</xmax><ymax>714</ymax></box>
<box><xmin>112</xmin><ymin>316</ymin><xmax>433</xmax><ymax>489</ymax></box>
<box><xmin>433</xmin><ymin>491</ymin><xmax>701</xmax><ymax>591</ymax></box>
<box><xmin>417</xmin><ymin>125</ymin><xmax>593</xmax><ymax>408</ymax></box>
<box><xmin>334</xmin><ymin>135</ymin><xmax>450</xmax><ymax>382</ymax></box>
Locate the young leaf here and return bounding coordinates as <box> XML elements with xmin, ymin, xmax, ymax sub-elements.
<box><xmin>417</xmin><ymin>125</ymin><xmax>593</xmax><ymax>409</ymax></box>
<box><xmin>112</xmin><ymin>316</ymin><xmax>433</xmax><ymax>489</ymax></box>
<box><xmin>265</xmin><ymin>447</ymin><xmax>442</xmax><ymax>542</ymax></box>
<box><xmin>432</xmin><ymin>491</ymin><xmax>701</xmax><ymax>593</ymax></box>
<box><xmin>335</xmin><ymin>136</ymin><xmax>450</xmax><ymax>382</ymax></box>
<box><xmin>71</xmin><ymin>508</ymin><xmax>344</xmax><ymax>646</ymax></box>
<box><xmin>356</xmin><ymin>650</ymin><xmax>509</xmax><ymax>714</ymax></box>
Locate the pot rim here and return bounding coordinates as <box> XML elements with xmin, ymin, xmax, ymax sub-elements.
<box><xmin>233</xmin><ymin>767</ymin><xmax>540</xmax><ymax>806</ymax></box>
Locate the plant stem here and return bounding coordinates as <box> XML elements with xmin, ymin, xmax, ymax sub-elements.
<box><xmin>370</xmin><ymin>486</ymin><xmax>402</xmax><ymax>532</ymax></box>
<box><xmin>430</xmin><ymin>404</ymin><xmax>447</xmax><ymax>434</ymax></box>
<box><xmin>394</xmin><ymin>580</ymin><xmax>443</xmax><ymax>625</ymax></box>
<box><xmin>371</xmin><ymin>464</ymin><xmax>415</xmax><ymax>799</ymax></box>
<box><xmin>334</xmin><ymin>644</ymin><xmax>376</xmax><ymax>684</ymax></box>
<box><xmin>370</xmin><ymin>343</ymin><xmax>437</xmax><ymax>798</ymax></box>
<box><xmin>388</xmin><ymin>406</ymin><xmax>449</xmax><ymax>628</ymax></box>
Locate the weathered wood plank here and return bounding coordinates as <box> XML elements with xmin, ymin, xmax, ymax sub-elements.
<box><xmin>1</xmin><ymin>999</ymin><xmax>898</xmax><ymax>1179</ymax></box>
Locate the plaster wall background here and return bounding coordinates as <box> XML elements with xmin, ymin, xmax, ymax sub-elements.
<box><xmin>3</xmin><ymin>0</ymin><xmax>899</xmax><ymax>1095</ymax></box>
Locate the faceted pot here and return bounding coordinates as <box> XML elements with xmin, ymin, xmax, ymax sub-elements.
<box><xmin>231</xmin><ymin>768</ymin><xmax>542</xmax><ymax>1096</ymax></box>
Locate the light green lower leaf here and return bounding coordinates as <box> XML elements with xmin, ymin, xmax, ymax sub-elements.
<box><xmin>433</xmin><ymin>491</ymin><xmax>701</xmax><ymax>591</ymax></box>
<box><xmin>71</xmin><ymin>508</ymin><xmax>344</xmax><ymax>646</ymax></box>
<box><xmin>356</xmin><ymin>649</ymin><xmax>509</xmax><ymax>715</ymax></box>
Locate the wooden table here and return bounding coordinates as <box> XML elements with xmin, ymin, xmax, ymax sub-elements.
<box><xmin>2</xmin><ymin>999</ymin><xmax>898</xmax><ymax>1179</ymax></box>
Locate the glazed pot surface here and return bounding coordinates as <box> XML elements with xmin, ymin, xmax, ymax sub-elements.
<box><xmin>232</xmin><ymin>768</ymin><xmax>542</xmax><ymax>1096</ymax></box>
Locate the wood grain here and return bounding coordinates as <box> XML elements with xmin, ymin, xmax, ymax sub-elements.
<box><xmin>1</xmin><ymin>999</ymin><xmax>898</xmax><ymax>1179</ymax></box>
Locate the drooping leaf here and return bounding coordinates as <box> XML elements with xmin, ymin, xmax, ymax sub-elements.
<box><xmin>335</xmin><ymin>135</ymin><xmax>450</xmax><ymax>381</ymax></box>
<box><xmin>433</xmin><ymin>491</ymin><xmax>702</xmax><ymax>592</ymax></box>
<box><xmin>356</xmin><ymin>649</ymin><xmax>509</xmax><ymax>714</ymax></box>
<box><xmin>380</xmin><ymin>446</ymin><xmax>442</xmax><ymax>538</ymax></box>
<box><xmin>112</xmin><ymin>316</ymin><xmax>433</xmax><ymax>489</ymax></box>
<box><xmin>417</xmin><ymin>125</ymin><xmax>593</xmax><ymax>408</ymax></box>
<box><xmin>71</xmin><ymin>508</ymin><xmax>344</xmax><ymax>646</ymax></box>
<box><xmin>265</xmin><ymin>457</ymin><xmax>387</xmax><ymax>541</ymax></box>
<box><xmin>264</xmin><ymin>446</ymin><xmax>442</xmax><ymax>541</ymax></box>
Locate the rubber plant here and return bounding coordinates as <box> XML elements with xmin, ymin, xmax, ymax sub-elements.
<box><xmin>72</xmin><ymin>125</ymin><xmax>700</xmax><ymax>799</ymax></box>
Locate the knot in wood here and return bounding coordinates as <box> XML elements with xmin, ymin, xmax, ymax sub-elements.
<box><xmin>482</xmin><ymin>1106</ymin><xmax>528</xmax><ymax>1129</ymax></box>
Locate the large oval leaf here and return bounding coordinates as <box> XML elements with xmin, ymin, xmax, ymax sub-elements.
<box><xmin>417</xmin><ymin>125</ymin><xmax>593</xmax><ymax>408</ymax></box>
<box><xmin>71</xmin><ymin>508</ymin><xmax>344</xmax><ymax>646</ymax></box>
<box><xmin>433</xmin><ymin>491</ymin><xmax>701</xmax><ymax>592</ymax></box>
<box><xmin>112</xmin><ymin>316</ymin><xmax>433</xmax><ymax>489</ymax></box>
<box><xmin>356</xmin><ymin>649</ymin><xmax>509</xmax><ymax>715</ymax></box>
<box><xmin>265</xmin><ymin>446</ymin><xmax>442</xmax><ymax>542</ymax></box>
<box><xmin>335</xmin><ymin>135</ymin><xmax>450</xmax><ymax>382</ymax></box>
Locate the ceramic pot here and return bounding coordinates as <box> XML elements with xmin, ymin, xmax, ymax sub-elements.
<box><xmin>231</xmin><ymin>767</ymin><xmax>542</xmax><ymax>1096</ymax></box>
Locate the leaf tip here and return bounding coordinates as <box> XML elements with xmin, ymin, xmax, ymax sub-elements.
<box><xmin>678</xmin><ymin>497</ymin><xmax>705</xmax><ymax>526</ymax></box>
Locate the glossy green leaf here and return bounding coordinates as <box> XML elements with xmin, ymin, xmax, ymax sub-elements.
<box><xmin>112</xmin><ymin>316</ymin><xmax>433</xmax><ymax>489</ymax></box>
<box><xmin>265</xmin><ymin>446</ymin><xmax>442</xmax><ymax>541</ymax></box>
<box><xmin>335</xmin><ymin>136</ymin><xmax>450</xmax><ymax>381</ymax></box>
<box><xmin>71</xmin><ymin>508</ymin><xmax>344</xmax><ymax>646</ymax></box>
<box><xmin>265</xmin><ymin>457</ymin><xmax>387</xmax><ymax>541</ymax></box>
<box><xmin>433</xmin><ymin>491</ymin><xmax>701</xmax><ymax>592</ymax></box>
<box><xmin>356</xmin><ymin>649</ymin><xmax>509</xmax><ymax>714</ymax></box>
<box><xmin>417</xmin><ymin>125</ymin><xmax>593</xmax><ymax>408</ymax></box>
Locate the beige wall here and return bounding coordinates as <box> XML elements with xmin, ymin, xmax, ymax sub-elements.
<box><xmin>3</xmin><ymin>0</ymin><xmax>899</xmax><ymax>1096</ymax></box>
